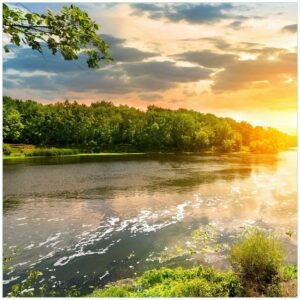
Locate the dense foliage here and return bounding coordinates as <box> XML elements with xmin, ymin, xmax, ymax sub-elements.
<box><xmin>3</xmin><ymin>96</ymin><xmax>296</xmax><ymax>153</ymax></box>
<box><xmin>24</xmin><ymin>147</ymin><xmax>79</xmax><ymax>157</ymax></box>
<box><xmin>229</xmin><ymin>229</ymin><xmax>283</xmax><ymax>296</ymax></box>
<box><xmin>3</xmin><ymin>4</ymin><xmax>111</xmax><ymax>68</ymax></box>
<box><xmin>90</xmin><ymin>264</ymin><xmax>297</xmax><ymax>298</ymax></box>
<box><xmin>90</xmin><ymin>266</ymin><xmax>244</xmax><ymax>297</ymax></box>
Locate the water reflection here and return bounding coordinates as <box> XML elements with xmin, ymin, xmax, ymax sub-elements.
<box><xmin>3</xmin><ymin>150</ymin><xmax>297</xmax><ymax>296</ymax></box>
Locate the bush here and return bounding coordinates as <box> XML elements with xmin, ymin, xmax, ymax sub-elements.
<box><xmin>281</xmin><ymin>264</ymin><xmax>297</xmax><ymax>281</ymax></box>
<box><xmin>3</xmin><ymin>144</ymin><xmax>12</xmax><ymax>155</ymax></box>
<box><xmin>90</xmin><ymin>266</ymin><xmax>244</xmax><ymax>297</ymax></box>
<box><xmin>24</xmin><ymin>148</ymin><xmax>79</xmax><ymax>157</ymax></box>
<box><xmin>229</xmin><ymin>229</ymin><xmax>283</xmax><ymax>296</ymax></box>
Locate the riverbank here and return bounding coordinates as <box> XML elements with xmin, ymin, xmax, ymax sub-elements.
<box><xmin>89</xmin><ymin>229</ymin><xmax>297</xmax><ymax>297</ymax></box>
<box><xmin>3</xmin><ymin>143</ymin><xmax>147</xmax><ymax>159</ymax></box>
<box><xmin>3</xmin><ymin>152</ymin><xmax>146</xmax><ymax>160</ymax></box>
<box><xmin>4</xmin><ymin>143</ymin><xmax>294</xmax><ymax>160</ymax></box>
<box><xmin>2</xmin><ymin>143</ymin><xmax>218</xmax><ymax>160</ymax></box>
<box><xmin>89</xmin><ymin>264</ymin><xmax>297</xmax><ymax>297</ymax></box>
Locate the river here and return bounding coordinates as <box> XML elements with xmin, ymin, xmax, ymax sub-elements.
<box><xmin>3</xmin><ymin>150</ymin><xmax>297</xmax><ymax>296</ymax></box>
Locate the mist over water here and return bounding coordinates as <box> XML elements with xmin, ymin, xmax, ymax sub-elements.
<box><xmin>3</xmin><ymin>150</ymin><xmax>297</xmax><ymax>296</ymax></box>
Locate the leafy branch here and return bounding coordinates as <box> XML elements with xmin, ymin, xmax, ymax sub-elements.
<box><xmin>3</xmin><ymin>4</ymin><xmax>112</xmax><ymax>68</ymax></box>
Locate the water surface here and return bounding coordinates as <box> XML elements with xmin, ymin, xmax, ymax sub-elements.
<box><xmin>3</xmin><ymin>151</ymin><xmax>297</xmax><ymax>295</ymax></box>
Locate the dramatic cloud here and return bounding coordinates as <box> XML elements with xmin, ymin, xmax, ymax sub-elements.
<box><xmin>174</xmin><ymin>50</ymin><xmax>238</xmax><ymax>68</ymax></box>
<box><xmin>281</xmin><ymin>24</ymin><xmax>297</xmax><ymax>34</ymax></box>
<box><xmin>3</xmin><ymin>2</ymin><xmax>297</xmax><ymax>134</ymax></box>
<box><xmin>101</xmin><ymin>34</ymin><xmax>126</xmax><ymax>46</ymax></box>
<box><xmin>123</xmin><ymin>61</ymin><xmax>211</xmax><ymax>82</ymax></box>
<box><xmin>109</xmin><ymin>47</ymin><xmax>158</xmax><ymax>62</ymax></box>
<box><xmin>212</xmin><ymin>52</ymin><xmax>297</xmax><ymax>92</ymax></box>
<box><xmin>101</xmin><ymin>34</ymin><xmax>159</xmax><ymax>62</ymax></box>
<box><xmin>131</xmin><ymin>3</ymin><xmax>237</xmax><ymax>24</ymax></box>
<box><xmin>4</xmin><ymin>46</ymin><xmax>212</xmax><ymax>94</ymax></box>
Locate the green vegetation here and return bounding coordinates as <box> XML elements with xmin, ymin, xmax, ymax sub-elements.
<box><xmin>90</xmin><ymin>229</ymin><xmax>297</xmax><ymax>298</ymax></box>
<box><xmin>8</xmin><ymin>271</ymin><xmax>44</xmax><ymax>297</ymax></box>
<box><xmin>3</xmin><ymin>4</ymin><xmax>111</xmax><ymax>68</ymax></box>
<box><xmin>3</xmin><ymin>97</ymin><xmax>296</xmax><ymax>154</ymax></box>
<box><xmin>90</xmin><ymin>264</ymin><xmax>297</xmax><ymax>298</ymax></box>
<box><xmin>3</xmin><ymin>144</ymin><xmax>12</xmax><ymax>156</ymax></box>
<box><xmin>24</xmin><ymin>147</ymin><xmax>79</xmax><ymax>157</ymax></box>
<box><xmin>281</xmin><ymin>264</ymin><xmax>297</xmax><ymax>281</ymax></box>
<box><xmin>3</xmin><ymin>230</ymin><xmax>297</xmax><ymax>297</ymax></box>
<box><xmin>2</xmin><ymin>143</ymin><xmax>145</xmax><ymax>159</ymax></box>
<box><xmin>90</xmin><ymin>266</ymin><xmax>244</xmax><ymax>297</ymax></box>
<box><xmin>229</xmin><ymin>229</ymin><xmax>284</xmax><ymax>296</ymax></box>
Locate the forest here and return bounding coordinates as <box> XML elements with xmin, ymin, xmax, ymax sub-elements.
<box><xmin>3</xmin><ymin>96</ymin><xmax>296</xmax><ymax>154</ymax></box>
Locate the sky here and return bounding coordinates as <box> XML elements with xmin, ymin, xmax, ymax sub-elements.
<box><xmin>3</xmin><ymin>2</ymin><xmax>298</xmax><ymax>134</ymax></box>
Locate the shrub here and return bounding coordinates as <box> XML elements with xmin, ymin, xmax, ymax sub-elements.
<box><xmin>3</xmin><ymin>144</ymin><xmax>12</xmax><ymax>155</ymax></box>
<box><xmin>229</xmin><ymin>229</ymin><xmax>283</xmax><ymax>296</ymax></box>
<box><xmin>281</xmin><ymin>264</ymin><xmax>297</xmax><ymax>281</ymax></box>
<box><xmin>25</xmin><ymin>148</ymin><xmax>79</xmax><ymax>157</ymax></box>
<box><xmin>90</xmin><ymin>266</ymin><xmax>244</xmax><ymax>297</ymax></box>
<box><xmin>90</xmin><ymin>286</ymin><xmax>131</xmax><ymax>297</ymax></box>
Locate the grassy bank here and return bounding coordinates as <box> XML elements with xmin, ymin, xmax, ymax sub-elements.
<box><xmin>4</xmin><ymin>225</ymin><xmax>297</xmax><ymax>297</ymax></box>
<box><xmin>3</xmin><ymin>144</ymin><xmax>145</xmax><ymax>159</ymax></box>
<box><xmin>4</xmin><ymin>143</ymin><xmax>296</xmax><ymax>160</ymax></box>
<box><xmin>90</xmin><ymin>230</ymin><xmax>297</xmax><ymax>298</ymax></box>
<box><xmin>90</xmin><ymin>264</ymin><xmax>297</xmax><ymax>297</ymax></box>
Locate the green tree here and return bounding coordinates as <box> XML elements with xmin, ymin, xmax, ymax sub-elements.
<box><xmin>3</xmin><ymin>105</ymin><xmax>24</xmax><ymax>142</ymax></box>
<box><xmin>3</xmin><ymin>4</ymin><xmax>111</xmax><ymax>68</ymax></box>
<box><xmin>2</xmin><ymin>97</ymin><xmax>296</xmax><ymax>153</ymax></box>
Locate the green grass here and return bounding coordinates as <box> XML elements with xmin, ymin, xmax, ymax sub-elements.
<box><xmin>89</xmin><ymin>266</ymin><xmax>244</xmax><ymax>297</ymax></box>
<box><xmin>89</xmin><ymin>264</ymin><xmax>297</xmax><ymax>298</ymax></box>
<box><xmin>24</xmin><ymin>148</ymin><xmax>80</xmax><ymax>157</ymax></box>
<box><xmin>3</xmin><ymin>144</ymin><xmax>145</xmax><ymax>159</ymax></box>
<box><xmin>90</xmin><ymin>229</ymin><xmax>297</xmax><ymax>298</ymax></box>
<box><xmin>3</xmin><ymin>152</ymin><xmax>145</xmax><ymax>159</ymax></box>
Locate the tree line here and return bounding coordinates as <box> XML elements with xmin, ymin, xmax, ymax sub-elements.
<box><xmin>3</xmin><ymin>96</ymin><xmax>296</xmax><ymax>153</ymax></box>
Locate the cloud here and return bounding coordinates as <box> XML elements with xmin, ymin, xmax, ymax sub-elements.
<box><xmin>174</xmin><ymin>50</ymin><xmax>238</xmax><ymax>68</ymax></box>
<box><xmin>101</xmin><ymin>34</ymin><xmax>126</xmax><ymax>46</ymax></box>
<box><xmin>281</xmin><ymin>24</ymin><xmax>297</xmax><ymax>34</ymax></box>
<box><xmin>3</xmin><ymin>35</ymin><xmax>159</xmax><ymax>75</ymax></box>
<box><xmin>212</xmin><ymin>52</ymin><xmax>296</xmax><ymax>92</ymax></box>
<box><xmin>123</xmin><ymin>61</ymin><xmax>211</xmax><ymax>82</ymax></box>
<box><xmin>131</xmin><ymin>3</ymin><xmax>239</xmax><ymax>24</ymax></box>
<box><xmin>100</xmin><ymin>35</ymin><xmax>160</xmax><ymax>63</ymax></box>
<box><xmin>4</xmin><ymin>45</ymin><xmax>212</xmax><ymax>95</ymax></box>
<box><xmin>228</xmin><ymin>20</ymin><xmax>244</xmax><ymax>30</ymax></box>
<box><xmin>4</xmin><ymin>46</ymin><xmax>87</xmax><ymax>73</ymax></box>
<box><xmin>109</xmin><ymin>47</ymin><xmax>158</xmax><ymax>63</ymax></box>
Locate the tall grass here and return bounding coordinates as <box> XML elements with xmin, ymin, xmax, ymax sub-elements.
<box><xmin>229</xmin><ymin>229</ymin><xmax>283</xmax><ymax>296</ymax></box>
<box><xmin>24</xmin><ymin>148</ymin><xmax>79</xmax><ymax>157</ymax></box>
<box><xmin>3</xmin><ymin>144</ymin><xmax>12</xmax><ymax>155</ymax></box>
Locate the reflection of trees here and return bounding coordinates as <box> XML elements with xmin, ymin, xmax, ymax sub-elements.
<box><xmin>160</xmin><ymin>167</ymin><xmax>252</xmax><ymax>191</ymax></box>
<box><xmin>3</xmin><ymin>196</ymin><xmax>23</xmax><ymax>213</ymax></box>
<box><xmin>3</xmin><ymin>153</ymin><xmax>281</xmax><ymax>214</ymax></box>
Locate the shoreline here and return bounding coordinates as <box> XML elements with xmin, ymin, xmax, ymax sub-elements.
<box><xmin>2</xmin><ymin>144</ymin><xmax>297</xmax><ymax>160</ymax></box>
<box><xmin>3</xmin><ymin>147</ymin><xmax>297</xmax><ymax>160</ymax></box>
<box><xmin>3</xmin><ymin>152</ymin><xmax>147</xmax><ymax>160</ymax></box>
